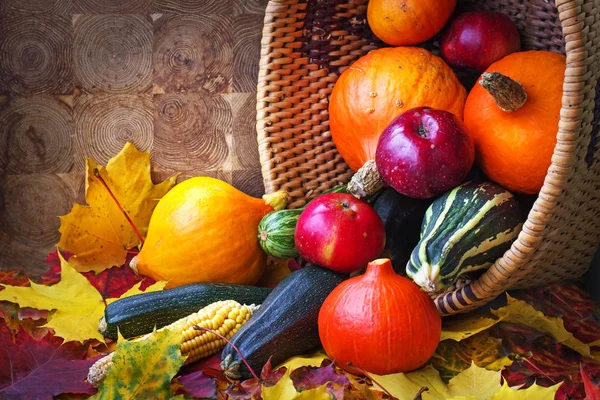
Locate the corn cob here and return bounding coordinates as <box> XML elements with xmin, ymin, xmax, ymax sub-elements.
<box><xmin>87</xmin><ymin>300</ymin><xmax>258</xmax><ymax>387</ymax></box>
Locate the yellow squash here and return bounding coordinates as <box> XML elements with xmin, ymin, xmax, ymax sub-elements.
<box><xmin>131</xmin><ymin>177</ymin><xmax>287</xmax><ymax>288</ymax></box>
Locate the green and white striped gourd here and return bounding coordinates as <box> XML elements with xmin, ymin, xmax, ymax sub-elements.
<box><xmin>406</xmin><ymin>182</ymin><xmax>523</xmax><ymax>293</ymax></box>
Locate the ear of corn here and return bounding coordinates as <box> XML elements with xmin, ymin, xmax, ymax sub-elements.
<box><xmin>88</xmin><ymin>300</ymin><xmax>258</xmax><ymax>388</ymax></box>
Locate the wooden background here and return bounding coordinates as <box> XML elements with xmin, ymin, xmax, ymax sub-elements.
<box><xmin>0</xmin><ymin>0</ymin><xmax>269</xmax><ymax>274</ymax></box>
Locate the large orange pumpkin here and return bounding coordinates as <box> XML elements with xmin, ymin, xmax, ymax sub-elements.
<box><xmin>367</xmin><ymin>0</ymin><xmax>456</xmax><ymax>46</ymax></box>
<box><xmin>131</xmin><ymin>177</ymin><xmax>288</xmax><ymax>288</ymax></box>
<box><xmin>329</xmin><ymin>47</ymin><xmax>466</xmax><ymax>172</ymax></box>
<box><xmin>464</xmin><ymin>51</ymin><xmax>566</xmax><ymax>194</ymax></box>
<box><xmin>318</xmin><ymin>258</ymin><xmax>441</xmax><ymax>375</ymax></box>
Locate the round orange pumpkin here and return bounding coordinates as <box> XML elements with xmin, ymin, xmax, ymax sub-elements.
<box><xmin>318</xmin><ymin>258</ymin><xmax>441</xmax><ymax>375</ymax></box>
<box><xmin>329</xmin><ymin>47</ymin><xmax>466</xmax><ymax>171</ymax></box>
<box><xmin>131</xmin><ymin>177</ymin><xmax>287</xmax><ymax>288</ymax></box>
<box><xmin>464</xmin><ymin>50</ymin><xmax>566</xmax><ymax>194</ymax></box>
<box><xmin>367</xmin><ymin>0</ymin><xmax>456</xmax><ymax>46</ymax></box>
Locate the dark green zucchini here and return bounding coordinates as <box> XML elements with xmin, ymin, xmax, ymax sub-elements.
<box><xmin>372</xmin><ymin>188</ymin><xmax>432</xmax><ymax>272</ymax></box>
<box><xmin>220</xmin><ymin>266</ymin><xmax>346</xmax><ymax>379</ymax></box>
<box><xmin>100</xmin><ymin>283</ymin><xmax>272</xmax><ymax>339</ymax></box>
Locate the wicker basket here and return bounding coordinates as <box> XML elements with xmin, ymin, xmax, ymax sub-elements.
<box><xmin>256</xmin><ymin>0</ymin><xmax>600</xmax><ymax>315</ymax></box>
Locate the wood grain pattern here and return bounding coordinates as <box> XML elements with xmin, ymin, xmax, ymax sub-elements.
<box><xmin>153</xmin><ymin>92</ymin><xmax>231</xmax><ymax>172</ymax></box>
<box><xmin>156</xmin><ymin>0</ymin><xmax>233</xmax><ymax>14</ymax></box>
<box><xmin>74</xmin><ymin>15</ymin><xmax>153</xmax><ymax>94</ymax></box>
<box><xmin>74</xmin><ymin>94</ymin><xmax>154</xmax><ymax>170</ymax></box>
<box><xmin>73</xmin><ymin>0</ymin><xmax>155</xmax><ymax>14</ymax></box>
<box><xmin>230</xmin><ymin>92</ymin><xmax>260</xmax><ymax>169</ymax></box>
<box><xmin>0</xmin><ymin>1</ymin><xmax>269</xmax><ymax>274</ymax></box>
<box><xmin>153</xmin><ymin>14</ymin><xmax>233</xmax><ymax>94</ymax></box>
<box><xmin>0</xmin><ymin>15</ymin><xmax>72</xmax><ymax>95</ymax></box>
<box><xmin>233</xmin><ymin>14</ymin><xmax>264</xmax><ymax>92</ymax></box>
<box><xmin>0</xmin><ymin>96</ymin><xmax>73</xmax><ymax>175</ymax></box>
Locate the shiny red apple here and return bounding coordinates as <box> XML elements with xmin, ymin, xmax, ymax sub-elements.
<box><xmin>375</xmin><ymin>107</ymin><xmax>474</xmax><ymax>199</ymax></box>
<box><xmin>440</xmin><ymin>11</ymin><xmax>521</xmax><ymax>71</ymax></box>
<box><xmin>295</xmin><ymin>193</ymin><xmax>385</xmax><ymax>274</ymax></box>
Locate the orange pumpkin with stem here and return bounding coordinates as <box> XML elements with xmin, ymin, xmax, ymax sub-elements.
<box><xmin>329</xmin><ymin>47</ymin><xmax>466</xmax><ymax>196</ymax></box>
<box><xmin>318</xmin><ymin>258</ymin><xmax>441</xmax><ymax>375</ymax></box>
<box><xmin>464</xmin><ymin>50</ymin><xmax>566</xmax><ymax>194</ymax></box>
<box><xmin>131</xmin><ymin>177</ymin><xmax>288</xmax><ymax>288</ymax></box>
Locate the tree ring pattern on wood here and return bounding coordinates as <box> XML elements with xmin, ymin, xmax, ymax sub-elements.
<box><xmin>0</xmin><ymin>15</ymin><xmax>72</xmax><ymax>95</ymax></box>
<box><xmin>0</xmin><ymin>174</ymin><xmax>74</xmax><ymax>248</ymax></box>
<box><xmin>153</xmin><ymin>14</ymin><xmax>233</xmax><ymax>94</ymax></box>
<box><xmin>73</xmin><ymin>0</ymin><xmax>155</xmax><ymax>14</ymax></box>
<box><xmin>0</xmin><ymin>96</ymin><xmax>73</xmax><ymax>175</ymax></box>
<box><xmin>74</xmin><ymin>15</ymin><xmax>153</xmax><ymax>94</ymax></box>
<box><xmin>74</xmin><ymin>94</ymin><xmax>153</xmax><ymax>170</ymax></box>
<box><xmin>153</xmin><ymin>93</ymin><xmax>230</xmax><ymax>172</ymax></box>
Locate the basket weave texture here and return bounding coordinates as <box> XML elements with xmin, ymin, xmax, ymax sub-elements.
<box><xmin>257</xmin><ymin>0</ymin><xmax>600</xmax><ymax>315</ymax></box>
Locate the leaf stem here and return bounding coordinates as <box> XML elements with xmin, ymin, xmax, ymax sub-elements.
<box><xmin>193</xmin><ymin>326</ymin><xmax>260</xmax><ymax>381</ymax></box>
<box><xmin>93</xmin><ymin>168</ymin><xmax>145</xmax><ymax>245</ymax></box>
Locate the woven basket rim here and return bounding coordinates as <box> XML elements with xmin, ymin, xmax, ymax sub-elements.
<box><xmin>255</xmin><ymin>0</ymin><xmax>590</xmax><ymax>315</ymax></box>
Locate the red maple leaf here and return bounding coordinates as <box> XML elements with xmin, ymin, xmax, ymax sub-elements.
<box><xmin>0</xmin><ymin>322</ymin><xmax>100</xmax><ymax>399</ymax></box>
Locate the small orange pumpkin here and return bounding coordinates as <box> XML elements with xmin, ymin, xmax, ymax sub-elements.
<box><xmin>464</xmin><ymin>50</ymin><xmax>566</xmax><ymax>194</ymax></box>
<box><xmin>329</xmin><ymin>47</ymin><xmax>466</xmax><ymax>172</ymax></box>
<box><xmin>318</xmin><ymin>258</ymin><xmax>441</xmax><ymax>375</ymax></box>
<box><xmin>131</xmin><ymin>177</ymin><xmax>288</xmax><ymax>288</ymax></box>
<box><xmin>367</xmin><ymin>0</ymin><xmax>456</xmax><ymax>46</ymax></box>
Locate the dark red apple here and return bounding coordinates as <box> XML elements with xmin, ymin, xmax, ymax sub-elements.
<box><xmin>375</xmin><ymin>107</ymin><xmax>474</xmax><ymax>199</ymax></box>
<box><xmin>440</xmin><ymin>11</ymin><xmax>521</xmax><ymax>71</ymax></box>
<box><xmin>295</xmin><ymin>193</ymin><xmax>385</xmax><ymax>274</ymax></box>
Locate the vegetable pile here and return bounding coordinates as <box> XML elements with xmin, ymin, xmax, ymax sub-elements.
<box><xmin>1</xmin><ymin>2</ymin><xmax>597</xmax><ymax>400</ymax></box>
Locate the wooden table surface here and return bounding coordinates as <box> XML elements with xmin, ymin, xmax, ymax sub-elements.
<box><xmin>0</xmin><ymin>0</ymin><xmax>270</xmax><ymax>274</ymax></box>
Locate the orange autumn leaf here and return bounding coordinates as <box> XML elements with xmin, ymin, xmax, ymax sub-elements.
<box><xmin>57</xmin><ymin>143</ymin><xmax>177</xmax><ymax>273</ymax></box>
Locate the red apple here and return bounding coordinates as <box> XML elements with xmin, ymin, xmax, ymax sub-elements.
<box><xmin>375</xmin><ymin>107</ymin><xmax>474</xmax><ymax>199</ymax></box>
<box><xmin>295</xmin><ymin>193</ymin><xmax>385</xmax><ymax>274</ymax></box>
<box><xmin>440</xmin><ymin>11</ymin><xmax>521</xmax><ymax>71</ymax></box>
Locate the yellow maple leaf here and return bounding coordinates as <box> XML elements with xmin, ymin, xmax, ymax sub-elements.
<box><xmin>57</xmin><ymin>142</ymin><xmax>177</xmax><ymax>273</ymax></box>
<box><xmin>90</xmin><ymin>325</ymin><xmax>186</xmax><ymax>399</ymax></box>
<box><xmin>0</xmin><ymin>253</ymin><xmax>105</xmax><ymax>343</ymax></box>
<box><xmin>492</xmin><ymin>294</ymin><xmax>597</xmax><ymax>360</ymax></box>
<box><xmin>106</xmin><ymin>281</ymin><xmax>167</xmax><ymax>305</ymax></box>
<box><xmin>489</xmin><ymin>382</ymin><xmax>562</xmax><ymax>399</ymax></box>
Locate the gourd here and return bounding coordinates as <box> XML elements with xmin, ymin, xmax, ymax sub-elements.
<box><xmin>318</xmin><ymin>258</ymin><xmax>441</xmax><ymax>375</ymax></box>
<box><xmin>328</xmin><ymin>47</ymin><xmax>466</xmax><ymax>197</ymax></box>
<box><xmin>131</xmin><ymin>177</ymin><xmax>288</xmax><ymax>288</ymax></box>
<box><xmin>367</xmin><ymin>0</ymin><xmax>455</xmax><ymax>46</ymax></box>
<box><xmin>406</xmin><ymin>182</ymin><xmax>523</xmax><ymax>293</ymax></box>
<box><xmin>220</xmin><ymin>266</ymin><xmax>346</xmax><ymax>380</ymax></box>
<box><xmin>99</xmin><ymin>282</ymin><xmax>272</xmax><ymax>339</ymax></box>
<box><xmin>464</xmin><ymin>50</ymin><xmax>566</xmax><ymax>194</ymax></box>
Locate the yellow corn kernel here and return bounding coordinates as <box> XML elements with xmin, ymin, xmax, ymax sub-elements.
<box><xmin>87</xmin><ymin>300</ymin><xmax>259</xmax><ymax>388</ymax></box>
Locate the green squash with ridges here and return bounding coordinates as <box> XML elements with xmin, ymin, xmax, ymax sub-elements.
<box><xmin>406</xmin><ymin>182</ymin><xmax>523</xmax><ymax>293</ymax></box>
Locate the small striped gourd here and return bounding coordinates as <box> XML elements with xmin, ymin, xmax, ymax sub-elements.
<box><xmin>87</xmin><ymin>300</ymin><xmax>257</xmax><ymax>388</ymax></box>
<box><xmin>406</xmin><ymin>182</ymin><xmax>523</xmax><ymax>293</ymax></box>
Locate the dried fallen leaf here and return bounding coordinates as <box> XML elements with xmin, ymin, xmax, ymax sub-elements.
<box><xmin>57</xmin><ymin>142</ymin><xmax>177</xmax><ymax>273</ymax></box>
<box><xmin>0</xmin><ymin>323</ymin><xmax>99</xmax><ymax>399</ymax></box>
<box><xmin>0</xmin><ymin>253</ymin><xmax>105</xmax><ymax>343</ymax></box>
<box><xmin>90</xmin><ymin>326</ymin><xmax>185</xmax><ymax>399</ymax></box>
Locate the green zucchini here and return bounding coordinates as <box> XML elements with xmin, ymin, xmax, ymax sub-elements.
<box><xmin>220</xmin><ymin>266</ymin><xmax>346</xmax><ymax>380</ymax></box>
<box><xmin>406</xmin><ymin>182</ymin><xmax>523</xmax><ymax>293</ymax></box>
<box><xmin>100</xmin><ymin>283</ymin><xmax>272</xmax><ymax>339</ymax></box>
<box><xmin>258</xmin><ymin>184</ymin><xmax>380</xmax><ymax>259</ymax></box>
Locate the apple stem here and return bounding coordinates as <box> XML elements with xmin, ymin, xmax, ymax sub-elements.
<box><xmin>93</xmin><ymin>168</ymin><xmax>145</xmax><ymax>246</ymax></box>
<box><xmin>194</xmin><ymin>326</ymin><xmax>260</xmax><ymax>381</ymax></box>
<box><xmin>479</xmin><ymin>72</ymin><xmax>527</xmax><ymax>112</ymax></box>
<box><xmin>347</xmin><ymin>160</ymin><xmax>384</xmax><ymax>199</ymax></box>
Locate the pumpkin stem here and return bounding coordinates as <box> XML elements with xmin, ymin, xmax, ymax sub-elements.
<box><xmin>347</xmin><ymin>160</ymin><xmax>384</xmax><ymax>199</ymax></box>
<box><xmin>479</xmin><ymin>72</ymin><xmax>527</xmax><ymax>112</ymax></box>
<box><xmin>262</xmin><ymin>190</ymin><xmax>289</xmax><ymax>211</ymax></box>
